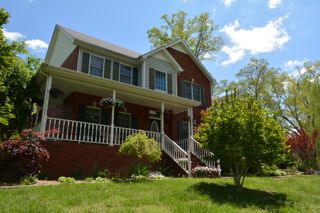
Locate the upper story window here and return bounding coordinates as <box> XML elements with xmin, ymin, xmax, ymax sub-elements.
<box><xmin>155</xmin><ymin>71</ymin><xmax>167</xmax><ymax>91</ymax></box>
<box><xmin>182</xmin><ymin>80</ymin><xmax>201</xmax><ymax>102</ymax></box>
<box><xmin>192</xmin><ymin>84</ymin><xmax>201</xmax><ymax>101</ymax></box>
<box><xmin>81</xmin><ymin>52</ymin><xmax>104</xmax><ymax>77</ymax></box>
<box><xmin>120</xmin><ymin>64</ymin><xmax>132</xmax><ymax>84</ymax></box>
<box><xmin>90</xmin><ymin>55</ymin><xmax>104</xmax><ymax>77</ymax></box>
<box><xmin>80</xmin><ymin>51</ymin><xmax>139</xmax><ymax>86</ymax></box>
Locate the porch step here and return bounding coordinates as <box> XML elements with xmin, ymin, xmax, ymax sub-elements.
<box><xmin>191</xmin><ymin>154</ymin><xmax>206</xmax><ymax>169</ymax></box>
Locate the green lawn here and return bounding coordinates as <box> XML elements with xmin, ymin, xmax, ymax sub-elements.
<box><xmin>0</xmin><ymin>176</ymin><xmax>319</xmax><ymax>213</ymax></box>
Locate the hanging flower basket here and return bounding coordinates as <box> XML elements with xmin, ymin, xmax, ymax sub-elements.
<box><xmin>99</xmin><ymin>97</ymin><xmax>125</xmax><ymax>108</ymax></box>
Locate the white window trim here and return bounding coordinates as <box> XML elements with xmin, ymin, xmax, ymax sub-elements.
<box><xmin>154</xmin><ymin>70</ymin><xmax>168</xmax><ymax>93</ymax></box>
<box><xmin>85</xmin><ymin>105</ymin><xmax>102</xmax><ymax>123</ymax></box>
<box><xmin>118</xmin><ymin>111</ymin><xmax>131</xmax><ymax>128</ymax></box>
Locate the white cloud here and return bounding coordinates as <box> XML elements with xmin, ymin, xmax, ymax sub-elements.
<box><xmin>2</xmin><ymin>29</ymin><xmax>48</xmax><ymax>52</ymax></box>
<box><xmin>25</xmin><ymin>39</ymin><xmax>48</xmax><ymax>51</ymax></box>
<box><xmin>3</xmin><ymin>28</ymin><xmax>25</xmax><ymax>41</ymax></box>
<box><xmin>221</xmin><ymin>17</ymin><xmax>290</xmax><ymax>65</ymax></box>
<box><xmin>268</xmin><ymin>0</ymin><xmax>282</xmax><ymax>9</ymax></box>
<box><xmin>285</xmin><ymin>59</ymin><xmax>308</xmax><ymax>77</ymax></box>
<box><xmin>223</xmin><ymin>0</ymin><xmax>237</xmax><ymax>7</ymax></box>
<box><xmin>285</xmin><ymin>59</ymin><xmax>305</xmax><ymax>70</ymax></box>
<box><xmin>221</xmin><ymin>46</ymin><xmax>245</xmax><ymax>66</ymax></box>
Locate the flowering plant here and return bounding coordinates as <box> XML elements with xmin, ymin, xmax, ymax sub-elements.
<box><xmin>192</xmin><ymin>166</ymin><xmax>220</xmax><ymax>178</ymax></box>
<box><xmin>99</xmin><ymin>97</ymin><xmax>124</xmax><ymax>108</ymax></box>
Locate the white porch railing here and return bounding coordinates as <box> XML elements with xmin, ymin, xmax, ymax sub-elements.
<box><xmin>45</xmin><ymin>117</ymin><xmax>161</xmax><ymax>145</ymax></box>
<box><xmin>163</xmin><ymin>134</ymin><xmax>189</xmax><ymax>173</ymax></box>
<box><xmin>113</xmin><ymin>126</ymin><xmax>162</xmax><ymax>145</ymax></box>
<box><xmin>176</xmin><ymin>137</ymin><xmax>218</xmax><ymax>170</ymax></box>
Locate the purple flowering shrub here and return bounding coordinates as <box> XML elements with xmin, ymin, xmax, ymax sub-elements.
<box><xmin>192</xmin><ymin>166</ymin><xmax>220</xmax><ymax>178</ymax></box>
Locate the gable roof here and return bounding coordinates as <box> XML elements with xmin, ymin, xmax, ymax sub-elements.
<box><xmin>46</xmin><ymin>25</ymin><xmax>215</xmax><ymax>85</ymax></box>
<box><xmin>58</xmin><ymin>25</ymin><xmax>140</xmax><ymax>59</ymax></box>
<box><xmin>140</xmin><ymin>47</ymin><xmax>184</xmax><ymax>72</ymax></box>
<box><xmin>164</xmin><ymin>40</ymin><xmax>216</xmax><ymax>85</ymax></box>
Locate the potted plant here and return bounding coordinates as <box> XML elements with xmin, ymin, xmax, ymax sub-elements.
<box><xmin>99</xmin><ymin>97</ymin><xmax>124</xmax><ymax>108</ymax></box>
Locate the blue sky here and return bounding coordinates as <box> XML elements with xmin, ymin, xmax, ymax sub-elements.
<box><xmin>2</xmin><ymin>0</ymin><xmax>320</xmax><ymax>81</ymax></box>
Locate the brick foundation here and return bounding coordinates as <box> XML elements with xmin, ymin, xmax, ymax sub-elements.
<box><xmin>42</xmin><ymin>141</ymin><xmax>186</xmax><ymax>179</ymax></box>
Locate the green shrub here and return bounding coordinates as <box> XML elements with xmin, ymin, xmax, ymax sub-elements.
<box><xmin>58</xmin><ymin>176</ymin><xmax>75</xmax><ymax>184</ymax></box>
<box><xmin>20</xmin><ymin>175</ymin><xmax>38</xmax><ymax>185</ymax></box>
<box><xmin>93</xmin><ymin>169</ymin><xmax>109</xmax><ymax>178</ymax></box>
<box><xmin>131</xmin><ymin>164</ymin><xmax>150</xmax><ymax>177</ymax></box>
<box><xmin>259</xmin><ymin>164</ymin><xmax>287</xmax><ymax>176</ymax></box>
<box><xmin>130</xmin><ymin>175</ymin><xmax>148</xmax><ymax>182</ymax></box>
<box><xmin>95</xmin><ymin>177</ymin><xmax>110</xmax><ymax>182</ymax></box>
<box><xmin>119</xmin><ymin>132</ymin><xmax>161</xmax><ymax>163</ymax></box>
<box><xmin>84</xmin><ymin>177</ymin><xmax>94</xmax><ymax>182</ymax></box>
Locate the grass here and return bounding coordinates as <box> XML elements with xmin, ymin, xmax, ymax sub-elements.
<box><xmin>0</xmin><ymin>176</ymin><xmax>319</xmax><ymax>212</ymax></box>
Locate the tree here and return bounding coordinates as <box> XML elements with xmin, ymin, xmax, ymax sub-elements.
<box><xmin>0</xmin><ymin>8</ymin><xmax>40</xmax><ymax>139</ymax></box>
<box><xmin>147</xmin><ymin>11</ymin><xmax>223</xmax><ymax>60</ymax></box>
<box><xmin>196</xmin><ymin>92</ymin><xmax>287</xmax><ymax>187</ymax></box>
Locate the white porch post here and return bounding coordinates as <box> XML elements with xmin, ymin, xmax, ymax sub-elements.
<box><xmin>161</xmin><ymin>101</ymin><xmax>164</xmax><ymax>149</ymax></box>
<box><xmin>40</xmin><ymin>75</ymin><xmax>52</xmax><ymax>134</ymax></box>
<box><xmin>187</xmin><ymin>107</ymin><xmax>192</xmax><ymax>177</ymax></box>
<box><xmin>110</xmin><ymin>90</ymin><xmax>116</xmax><ymax>146</ymax></box>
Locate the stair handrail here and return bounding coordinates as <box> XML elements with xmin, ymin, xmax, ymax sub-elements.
<box><xmin>162</xmin><ymin>134</ymin><xmax>189</xmax><ymax>173</ymax></box>
<box><xmin>190</xmin><ymin>136</ymin><xmax>217</xmax><ymax>169</ymax></box>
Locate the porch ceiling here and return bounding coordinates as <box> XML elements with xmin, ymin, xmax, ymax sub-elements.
<box><xmin>38</xmin><ymin>64</ymin><xmax>199</xmax><ymax>113</ymax></box>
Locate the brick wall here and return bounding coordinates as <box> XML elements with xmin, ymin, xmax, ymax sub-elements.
<box><xmin>167</xmin><ymin>47</ymin><xmax>212</xmax><ymax>139</ymax></box>
<box><xmin>61</xmin><ymin>46</ymin><xmax>79</xmax><ymax>71</ymax></box>
<box><xmin>42</xmin><ymin>141</ymin><xmax>186</xmax><ymax>179</ymax></box>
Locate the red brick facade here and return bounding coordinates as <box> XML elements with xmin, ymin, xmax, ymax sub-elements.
<box><xmin>61</xmin><ymin>46</ymin><xmax>79</xmax><ymax>71</ymax></box>
<box><xmin>42</xmin><ymin>141</ymin><xmax>186</xmax><ymax>179</ymax></box>
<box><xmin>167</xmin><ymin>47</ymin><xmax>212</xmax><ymax>139</ymax></box>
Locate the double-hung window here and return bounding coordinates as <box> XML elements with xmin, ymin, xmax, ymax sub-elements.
<box><xmin>81</xmin><ymin>52</ymin><xmax>104</xmax><ymax>77</ymax></box>
<box><xmin>117</xmin><ymin>112</ymin><xmax>131</xmax><ymax>128</ymax></box>
<box><xmin>155</xmin><ymin>71</ymin><xmax>167</xmax><ymax>91</ymax></box>
<box><xmin>182</xmin><ymin>80</ymin><xmax>201</xmax><ymax>101</ymax></box>
<box><xmin>183</xmin><ymin>81</ymin><xmax>192</xmax><ymax>99</ymax></box>
<box><xmin>120</xmin><ymin>64</ymin><xmax>132</xmax><ymax>84</ymax></box>
<box><xmin>192</xmin><ymin>83</ymin><xmax>201</xmax><ymax>101</ymax></box>
<box><xmin>89</xmin><ymin>55</ymin><xmax>104</xmax><ymax>77</ymax></box>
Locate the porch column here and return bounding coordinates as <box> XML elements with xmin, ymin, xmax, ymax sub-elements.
<box><xmin>187</xmin><ymin>107</ymin><xmax>192</xmax><ymax>177</ymax></box>
<box><xmin>161</xmin><ymin>101</ymin><xmax>164</xmax><ymax>149</ymax></box>
<box><xmin>40</xmin><ymin>75</ymin><xmax>52</xmax><ymax>134</ymax></box>
<box><xmin>110</xmin><ymin>90</ymin><xmax>116</xmax><ymax>146</ymax></box>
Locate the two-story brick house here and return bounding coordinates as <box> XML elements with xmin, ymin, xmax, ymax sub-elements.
<box><xmin>35</xmin><ymin>25</ymin><xmax>219</xmax><ymax>178</ymax></box>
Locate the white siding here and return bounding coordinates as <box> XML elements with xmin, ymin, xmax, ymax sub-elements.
<box><xmin>145</xmin><ymin>56</ymin><xmax>177</xmax><ymax>95</ymax></box>
<box><xmin>49</xmin><ymin>30</ymin><xmax>76</xmax><ymax>67</ymax></box>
